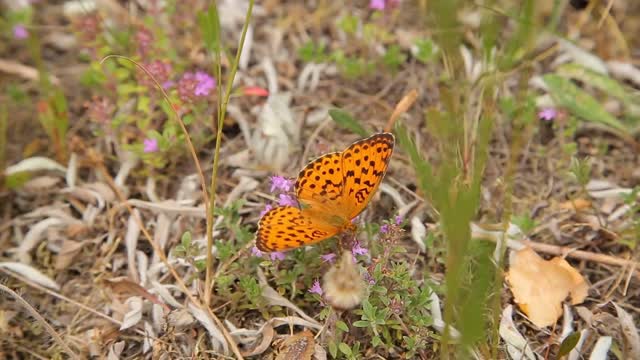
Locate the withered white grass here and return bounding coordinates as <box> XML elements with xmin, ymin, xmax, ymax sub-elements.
<box><xmin>322</xmin><ymin>251</ymin><xmax>366</xmax><ymax>310</ymax></box>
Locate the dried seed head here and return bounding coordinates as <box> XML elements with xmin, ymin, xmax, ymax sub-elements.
<box><xmin>322</xmin><ymin>251</ymin><xmax>366</xmax><ymax>310</ymax></box>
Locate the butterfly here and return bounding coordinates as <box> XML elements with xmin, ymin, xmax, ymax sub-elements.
<box><xmin>256</xmin><ymin>132</ymin><xmax>395</xmax><ymax>252</ymax></box>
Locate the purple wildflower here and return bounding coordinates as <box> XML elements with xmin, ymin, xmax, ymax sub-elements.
<box><xmin>162</xmin><ymin>81</ymin><xmax>175</xmax><ymax>90</ymax></box>
<box><xmin>177</xmin><ymin>71</ymin><xmax>215</xmax><ymax>102</ymax></box>
<box><xmin>308</xmin><ymin>279</ymin><xmax>323</xmax><ymax>296</ymax></box>
<box><xmin>363</xmin><ymin>271</ymin><xmax>376</xmax><ymax>285</ymax></box>
<box><xmin>538</xmin><ymin>107</ymin><xmax>557</xmax><ymax>121</ymax></box>
<box><xmin>270</xmin><ymin>175</ymin><xmax>294</xmax><ymax>193</ymax></box>
<box><xmin>251</xmin><ymin>246</ymin><xmax>263</xmax><ymax>257</ymax></box>
<box><xmin>139</xmin><ymin>60</ymin><xmax>172</xmax><ymax>89</ymax></box>
<box><xmin>352</xmin><ymin>241</ymin><xmax>368</xmax><ymax>256</ymax></box>
<box><xmin>177</xmin><ymin>75</ymin><xmax>198</xmax><ymax>102</ymax></box>
<box><xmin>321</xmin><ymin>253</ymin><xmax>337</xmax><ymax>263</ymax></box>
<box><xmin>260</xmin><ymin>204</ymin><xmax>273</xmax><ymax>217</ymax></box>
<box><xmin>395</xmin><ymin>215</ymin><xmax>403</xmax><ymax>225</ymax></box>
<box><xmin>270</xmin><ymin>251</ymin><xmax>286</xmax><ymax>261</ymax></box>
<box><xmin>135</xmin><ymin>27</ymin><xmax>154</xmax><ymax>56</ymax></box>
<box><xmin>194</xmin><ymin>71</ymin><xmax>216</xmax><ymax>96</ymax></box>
<box><xmin>13</xmin><ymin>25</ymin><xmax>28</xmax><ymax>39</ymax></box>
<box><xmin>369</xmin><ymin>0</ymin><xmax>400</xmax><ymax>10</ymax></box>
<box><xmin>278</xmin><ymin>194</ymin><xmax>297</xmax><ymax>207</ymax></box>
<box><xmin>143</xmin><ymin>138</ymin><xmax>159</xmax><ymax>153</ymax></box>
<box><xmin>380</xmin><ymin>224</ymin><xmax>389</xmax><ymax>233</ymax></box>
<box><xmin>369</xmin><ymin>0</ymin><xmax>386</xmax><ymax>10</ymax></box>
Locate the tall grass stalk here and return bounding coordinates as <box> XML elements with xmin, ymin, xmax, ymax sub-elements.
<box><xmin>203</xmin><ymin>0</ymin><xmax>255</xmax><ymax>306</ymax></box>
<box><xmin>405</xmin><ymin>0</ymin><xmax>540</xmax><ymax>357</ymax></box>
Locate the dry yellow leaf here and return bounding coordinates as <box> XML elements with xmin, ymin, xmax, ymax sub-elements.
<box><xmin>506</xmin><ymin>247</ymin><xmax>589</xmax><ymax>328</ymax></box>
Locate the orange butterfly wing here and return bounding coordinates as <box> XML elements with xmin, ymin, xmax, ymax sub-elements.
<box><xmin>340</xmin><ymin>133</ymin><xmax>395</xmax><ymax>219</ymax></box>
<box><xmin>256</xmin><ymin>206</ymin><xmax>340</xmax><ymax>252</ymax></box>
<box><xmin>256</xmin><ymin>133</ymin><xmax>395</xmax><ymax>252</ymax></box>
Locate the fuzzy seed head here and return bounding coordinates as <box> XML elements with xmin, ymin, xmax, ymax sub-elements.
<box><xmin>322</xmin><ymin>251</ymin><xmax>366</xmax><ymax>310</ymax></box>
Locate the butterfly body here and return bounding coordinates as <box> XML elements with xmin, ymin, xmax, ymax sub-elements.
<box><xmin>256</xmin><ymin>132</ymin><xmax>394</xmax><ymax>252</ymax></box>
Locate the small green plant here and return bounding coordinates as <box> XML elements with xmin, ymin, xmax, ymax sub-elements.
<box><xmin>569</xmin><ymin>156</ymin><xmax>592</xmax><ymax>188</ymax></box>
<box><xmin>172</xmin><ymin>231</ymin><xmax>206</xmax><ymax>273</ymax></box>
<box><xmin>297</xmin><ymin>7</ymin><xmax>417</xmax><ymax>79</ymax></box>
<box><xmin>512</xmin><ymin>214</ymin><xmax>537</xmax><ymax>234</ymax></box>
<box><xmin>620</xmin><ymin>187</ymin><xmax>640</xmax><ymax>249</ymax></box>
<box><xmin>414</xmin><ymin>39</ymin><xmax>439</xmax><ymax>64</ymax></box>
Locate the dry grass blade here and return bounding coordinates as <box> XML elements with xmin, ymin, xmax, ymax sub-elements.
<box><xmin>612</xmin><ymin>303</ymin><xmax>640</xmax><ymax>359</ymax></box>
<box><xmin>12</xmin><ymin>217</ymin><xmax>65</xmax><ymax>263</ymax></box>
<box><xmin>0</xmin><ymin>262</ymin><xmax>60</xmax><ymax>290</ymax></box>
<box><xmin>499</xmin><ymin>305</ymin><xmax>538</xmax><ymax>360</ymax></box>
<box><xmin>188</xmin><ymin>302</ymin><xmax>229</xmax><ymax>354</ymax></box>
<box><xmin>257</xmin><ymin>268</ymin><xmax>321</xmax><ymax>327</ymax></box>
<box><xmin>125</xmin><ymin>210</ymin><xmax>141</xmax><ymax>283</ymax></box>
<box><xmin>0</xmin><ymin>58</ymin><xmax>61</xmax><ymax>85</ymax></box>
<box><xmin>0</xmin><ymin>284</ymin><xmax>79</xmax><ymax>360</ymax></box>
<box><xmin>238</xmin><ymin>323</ymin><xmax>274</xmax><ymax>357</ymax></box>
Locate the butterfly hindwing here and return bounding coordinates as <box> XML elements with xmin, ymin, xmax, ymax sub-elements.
<box><xmin>256</xmin><ymin>206</ymin><xmax>340</xmax><ymax>252</ymax></box>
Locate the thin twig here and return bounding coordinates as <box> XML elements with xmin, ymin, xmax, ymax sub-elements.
<box><xmin>472</xmin><ymin>224</ymin><xmax>640</xmax><ymax>280</ymax></box>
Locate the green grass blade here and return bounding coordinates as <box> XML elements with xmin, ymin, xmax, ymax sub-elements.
<box><xmin>328</xmin><ymin>109</ymin><xmax>369</xmax><ymax>137</ymax></box>
<box><xmin>556</xmin><ymin>63</ymin><xmax>634</xmax><ymax>105</ymax></box>
<box><xmin>394</xmin><ymin>122</ymin><xmax>434</xmax><ymax>203</ymax></box>
<box><xmin>543</xmin><ymin>74</ymin><xmax>628</xmax><ymax>132</ymax></box>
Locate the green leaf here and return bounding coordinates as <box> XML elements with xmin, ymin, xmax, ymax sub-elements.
<box><xmin>194</xmin><ymin>259</ymin><xmax>206</xmax><ymax>272</ymax></box>
<box><xmin>362</xmin><ymin>299</ymin><xmax>374</xmax><ymax>316</ymax></box>
<box><xmin>511</xmin><ymin>214</ymin><xmax>537</xmax><ymax>234</ymax></box>
<box><xmin>298</xmin><ymin>41</ymin><xmax>320</xmax><ymax>62</ymax></box>
<box><xmin>414</xmin><ymin>39</ymin><xmax>438</xmax><ymax>64</ymax></box>
<box><xmin>558</xmin><ymin>331</ymin><xmax>581</xmax><ymax>357</ymax></box>
<box><xmin>543</xmin><ymin>74</ymin><xmax>627</xmax><ymax>132</ymax></box>
<box><xmin>198</xmin><ymin>4</ymin><xmax>221</xmax><ymax>54</ymax></box>
<box><xmin>395</xmin><ymin>122</ymin><xmax>433</xmax><ymax>199</ymax></box>
<box><xmin>338</xmin><ymin>14</ymin><xmax>358</xmax><ymax>35</ymax></box>
<box><xmin>328</xmin><ymin>109</ymin><xmax>369</xmax><ymax>137</ymax></box>
<box><xmin>338</xmin><ymin>342</ymin><xmax>352</xmax><ymax>356</ymax></box>
<box><xmin>557</xmin><ymin>63</ymin><xmax>633</xmax><ymax>105</ymax></box>
<box><xmin>372</xmin><ymin>335</ymin><xmax>383</xmax><ymax>347</ymax></box>
<box><xmin>182</xmin><ymin>113</ymin><xmax>195</xmax><ymax>126</ymax></box>
<box><xmin>336</xmin><ymin>320</ymin><xmax>349</xmax><ymax>332</ymax></box>
<box><xmin>181</xmin><ymin>231</ymin><xmax>192</xmax><ymax>248</ymax></box>
<box><xmin>382</xmin><ymin>45</ymin><xmax>407</xmax><ymax>72</ymax></box>
<box><xmin>80</xmin><ymin>65</ymin><xmax>106</xmax><ymax>88</ymax></box>
<box><xmin>5</xmin><ymin>171</ymin><xmax>31</xmax><ymax>189</ymax></box>
<box><xmin>500</xmin><ymin>0</ymin><xmax>535</xmax><ymax>69</ymax></box>
<box><xmin>137</xmin><ymin>95</ymin><xmax>151</xmax><ymax>114</ymax></box>
<box><xmin>328</xmin><ymin>341</ymin><xmax>338</xmax><ymax>358</ymax></box>
<box><xmin>352</xmin><ymin>320</ymin><xmax>370</xmax><ymax>328</ymax></box>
